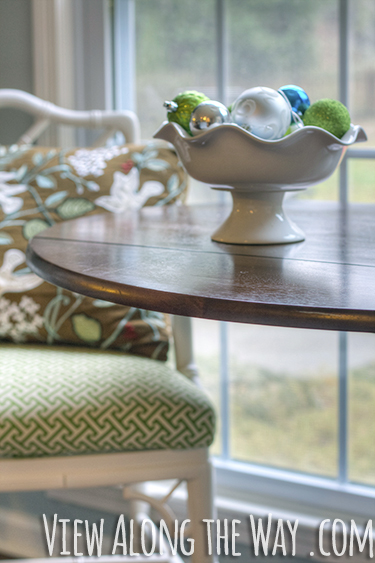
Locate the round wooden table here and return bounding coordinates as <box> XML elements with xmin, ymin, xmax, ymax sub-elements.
<box><xmin>26</xmin><ymin>201</ymin><xmax>375</xmax><ymax>333</ymax></box>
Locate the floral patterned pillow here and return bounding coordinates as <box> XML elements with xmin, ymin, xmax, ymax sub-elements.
<box><xmin>0</xmin><ymin>142</ymin><xmax>188</xmax><ymax>360</ymax></box>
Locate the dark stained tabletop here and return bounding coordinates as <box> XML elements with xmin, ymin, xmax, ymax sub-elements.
<box><xmin>26</xmin><ymin>201</ymin><xmax>375</xmax><ymax>333</ymax></box>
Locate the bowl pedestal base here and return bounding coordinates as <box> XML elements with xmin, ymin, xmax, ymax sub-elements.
<box><xmin>211</xmin><ymin>190</ymin><xmax>305</xmax><ymax>245</ymax></box>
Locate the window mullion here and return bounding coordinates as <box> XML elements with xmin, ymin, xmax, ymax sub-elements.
<box><xmin>220</xmin><ymin>321</ymin><xmax>230</xmax><ymax>460</ymax></box>
<box><xmin>346</xmin><ymin>148</ymin><xmax>375</xmax><ymax>158</ymax></box>
<box><xmin>337</xmin><ymin>0</ymin><xmax>349</xmax><ymax>486</ymax></box>
<box><xmin>216</xmin><ymin>0</ymin><xmax>227</xmax><ymax>105</ymax></box>
<box><xmin>338</xmin><ymin>331</ymin><xmax>348</xmax><ymax>483</ymax></box>
<box><xmin>113</xmin><ymin>0</ymin><xmax>136</xmax><ymax>113</ymax></box>
<box><xmin>339</xmin><ymin>0</ymin><xmax>349</xmax><ymax>205</ymax></box>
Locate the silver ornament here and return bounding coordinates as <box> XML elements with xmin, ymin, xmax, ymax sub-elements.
<box><xmin>189</xmin><ymin>100</ymin><xmax>230</xmax><ymax>136</ymax></box>
<box><xmin>164</xmin><ymin>100</ymin><xmax>178</xmax><ymax>113</ymax></box>
<box><xmin>231</xmin><ymin>86</ymin><xmax>291</xmax><ymax>140</ymax></box>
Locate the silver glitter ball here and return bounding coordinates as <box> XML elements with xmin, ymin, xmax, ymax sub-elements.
<box><xmin>189</xmin><ymin>100</ymin><xmax>231</xmax><ymax>136</ymax></box>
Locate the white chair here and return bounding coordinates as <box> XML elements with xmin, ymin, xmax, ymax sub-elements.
<box><xmin>0</xmin><ymin>88</ymin><xmax>141</xmax><ymax>147</ymax></box>
<box><xmin>0</xmin><ymin>89</ymin><xmax>216</xmax><ymax>563</ymax></box>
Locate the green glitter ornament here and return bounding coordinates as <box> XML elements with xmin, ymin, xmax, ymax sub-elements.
<box><xmin>164</xmin><ymin>90</ymin><xmax>209</xmax><ymax>135</ymax></box>
<box><xmin>302</xmin><ymin>98</ymin><xmax>351</xmax><ymax>139</ymax></box>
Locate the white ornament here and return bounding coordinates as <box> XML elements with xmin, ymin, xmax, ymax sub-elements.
<box><xmin>231</xmin><ymin>86</ymin><xmax>291</xmax><ymax>140</ymax></box>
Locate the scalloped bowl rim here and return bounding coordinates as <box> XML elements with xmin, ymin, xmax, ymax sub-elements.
<box><xmin>154</xmin><ymin>120</ymin><xmax>367</xmax><ymax>147</ymax></box>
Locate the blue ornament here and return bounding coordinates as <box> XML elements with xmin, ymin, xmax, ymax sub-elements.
<box><xmin>279</xmin><ymin>85</ymin><xmax>310</xmax><ymax>124</ymax></box>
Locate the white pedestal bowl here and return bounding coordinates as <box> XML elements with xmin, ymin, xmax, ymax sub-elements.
<box><xmin>154</xmin><ymin>121</ymin><xmax>367</xmax><ymax>245</ymax></box>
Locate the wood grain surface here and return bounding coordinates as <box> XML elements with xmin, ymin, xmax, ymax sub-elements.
<box><xmin>27</xmin><ymin>201</ymin><xmax>375</xmax><ymax>333</ymax></box>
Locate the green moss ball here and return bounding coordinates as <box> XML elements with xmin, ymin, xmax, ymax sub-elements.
<box><xmin>302</xmin><ymin>99</ymin><xmax>351</xmax><ymax>138</ymax></box>
<box><xmin>167</xmin><ymin>90</ymin><xmax>209</xmax><ymax>134</ymax></box>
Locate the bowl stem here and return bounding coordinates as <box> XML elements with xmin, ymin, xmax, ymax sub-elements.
<box><xmin>211</xmin><ymin>190</ymin><xmax>305</xmax><ymax>245</ymax></box>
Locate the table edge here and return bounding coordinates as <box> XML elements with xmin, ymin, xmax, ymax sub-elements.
<box><xmin>26</xmin><ymin>241</ymin><xmax>375</xmax><ymax>333</ymax></box>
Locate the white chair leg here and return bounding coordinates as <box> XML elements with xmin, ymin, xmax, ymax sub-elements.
<box><xmin>172</xmin><ymin>315</ymin><xmax>200</xmax><ymax>384</ymax></box>
<box><xmin>186</xmin><ymin>459</ymin><xmax>216</xmax><ymax>563</ymax></box>
<box><xmin>124</xmin><ymin>483</ymin><xmax>151</xmax><ymax>553</ymax></box>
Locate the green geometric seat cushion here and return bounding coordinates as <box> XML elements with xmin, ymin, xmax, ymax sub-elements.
<box><xmin>0</xmin><ymin>345</ymin><xmax>215</xmax><ymax>459</ymax></box>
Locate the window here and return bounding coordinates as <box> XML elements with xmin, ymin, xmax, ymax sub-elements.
<box><xmin>113</xmin><ymin>0</ymin><xmax>375</xmax><ymax>515</ymax></box>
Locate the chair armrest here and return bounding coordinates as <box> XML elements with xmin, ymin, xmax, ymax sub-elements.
<box><xmin>0</xmin><ymin>89</ymin><xmax>141</xmax><ymax>145</ymax></box>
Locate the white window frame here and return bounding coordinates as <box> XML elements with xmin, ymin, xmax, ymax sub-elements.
<box><xmin>31</xmin><ymin>0</ymin><xmax>113</xmax><ymax>148</ymax></box>
<box><xmin>31</xmin><ymin>0</ymin><xmax>75</xmax><ymax>147</ymax></box>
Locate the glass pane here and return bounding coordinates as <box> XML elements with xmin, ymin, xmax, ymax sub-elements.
<box><xmin>193</xmin><ymin>318</ymin><xmax>222</xmax><ymax>456</ymax></box>
<box><xmin>229</xmin><ymin>324</ymin><xmax>338</xmax><ymax>478</ymax></box>
<box><xmin>226</xmin><ymin>0</ymin><xmax>340</xmax><ymax>203</ymax></box>
<box><xmin>348</xmin><ymin>159</ymin><xmax>375</xmax><ymax>203</ymax></box>
<box><xmin>135</xmin><ymin>0</ymin><xmax>216</xmax><ymax>140</ymax></box>
<box><xmin>348</xmin><ymin>333</ymin><xmax>375</xmax><ymax>486</ymax></box>
<box><xmin>296</xmin><ymin>168</ymin><xmax>339</xmax><ymax>202</ymax></box>
<box><xmin>349</xmin><ymin>0</ymin><xmax>375</xmax><ymax>147</ymax></box>
<box><xmin>227</xmin><ymin>0</ymin><xmax>339</xmax><ymax>108</ymax></box>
